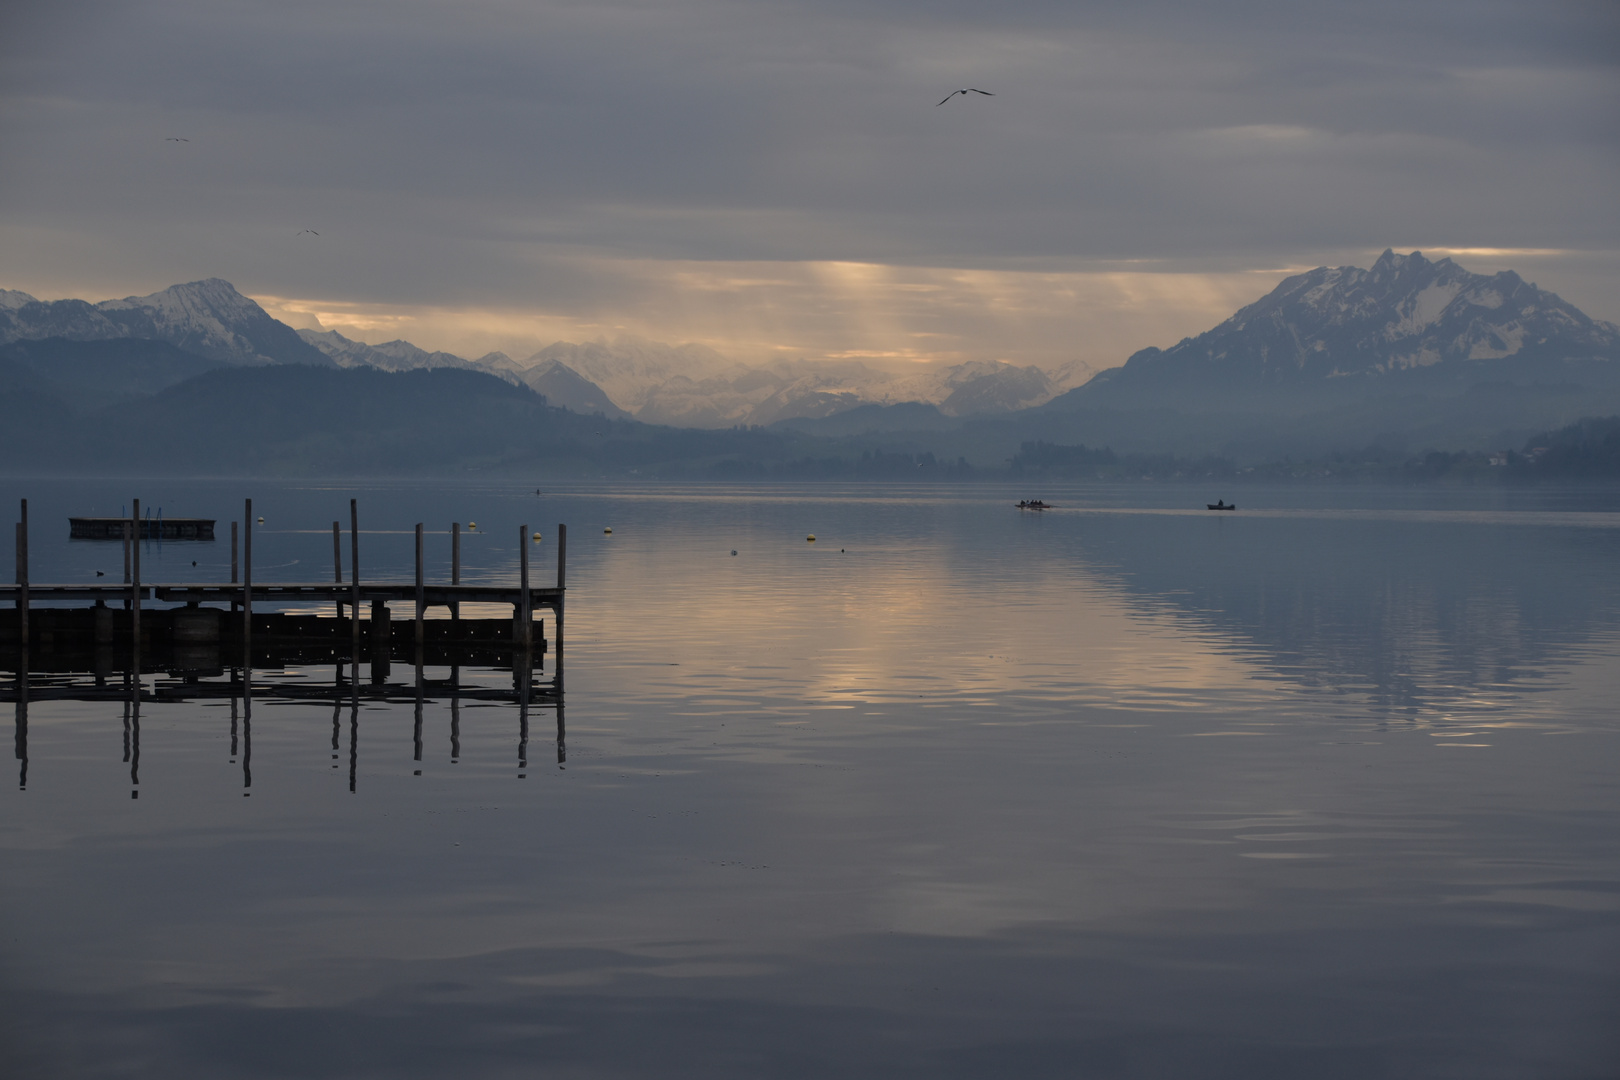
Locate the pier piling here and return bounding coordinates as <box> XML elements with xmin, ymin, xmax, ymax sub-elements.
<box><xmin>519</xmin><ymin>524</ymin><xmax>531</xmax><ymax>653</ymax></box>
<box><xmin>242</xmin><ymin>500</ymin><xmax>252</xmax><ymax>653</ymax></box>
<box><xmin>332</xmin><ymin>521</ymin><xmax>343</xmax><ymax>620</ymax></box>
<box><xmin>350</xmin><ymin>500</ymin><xmax>361</xmax><ymax>652</ymax></box>
<box><xmin>131</xmin><ymin>499</ymin><xmax>141</xmax><ymax>661</ymax></box>
<box><xmin>556</xmin><ymin>523</ymin><xmax>566</xmax><ymax>684</ymax></box>
<box><xmin>415</xmin><ymin>523</ymin><xmax>425</xmax><ymax>648</ymax></box>
<box><xmin>15</xmin><ymin>500</ymin><xmax>27</xmax><ymax>649</ymax></box>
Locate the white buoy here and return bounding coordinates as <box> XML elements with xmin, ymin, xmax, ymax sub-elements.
<box><xmin>807</xmin><ymin>534</ymin><xmax>815</xmax><ymax>542</ymax></box>
<box><xmin>604</xmin><ymin>527</ymin><xmax>612</xmax><ymax>534</ymax></box>
<box><xmin>532</xmin><ymin>532</ymin><xmax>542</xmax><ymax>541</ymax></box>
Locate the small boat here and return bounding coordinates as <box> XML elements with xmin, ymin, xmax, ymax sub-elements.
<box><xmin>1207</xmin><ymin>500</ymin><xmax>1236</xmax><ymax>511</ymax></box>
<box><xmin>1017</xmin><ymin>500</ymin><xmax>1052</xmax><ymax>510</ymax></box>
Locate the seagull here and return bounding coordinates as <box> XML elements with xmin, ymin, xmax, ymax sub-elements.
<box><xmin>165</xmin><ymin>137</ymin><xmax>189</xmax><ymax>142</ymax></box>
<box><xmin>937</xmin><ymin>88</ymin><xmax>994</xmax><ymax>106</ymax></box>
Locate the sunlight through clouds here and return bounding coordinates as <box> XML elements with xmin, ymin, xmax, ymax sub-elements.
<box><xmin>257</xmin><ymin>261</ymin><xmax>1291</xmax><ymax>370</ymax></box>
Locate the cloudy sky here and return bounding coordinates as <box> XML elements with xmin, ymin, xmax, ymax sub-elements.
<box><xmin>1</xmin><ymin>0</ymin><xmax>1616</xmax><ymax>370</ymax></box>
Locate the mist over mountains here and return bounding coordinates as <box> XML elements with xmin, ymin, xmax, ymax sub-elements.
<box><xmin>2</xmin><ymin>251</ymin><xmax>1618</xmax><ymax>477</ymax></box>
<box><xmin>293</xmin><ymin>326</ymin><xmax>1094</xmax><ymax>427</ymax></box>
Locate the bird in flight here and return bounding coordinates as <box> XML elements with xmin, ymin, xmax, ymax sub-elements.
<box><xmin>937</xmin><ymin>88</ymin><xmax>994</xmax><ymax>106</ymax></box>
<box><xmin>297</xmin><ymin>228</ymin><xmax>319</xmax><ymax>236</ymax></box>
<box><xmin>165</xmin><ymin>137</ymin><xmax>189</xmax><ymax>142</ymax></box>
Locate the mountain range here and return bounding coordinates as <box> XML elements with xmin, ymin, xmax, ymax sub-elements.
<box><xmin>292</xmin><ymin>328</ymin><xmax>1095</xmax><ymax>426</ymax></box>
<box><xmin>2</xmin><ymin>251</ymin><xmax>1618</xmax><ymax>474</ymax></box>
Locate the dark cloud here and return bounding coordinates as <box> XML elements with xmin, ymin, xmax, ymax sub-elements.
<box><xmin>0</xmin><ymin>0</ymin><xmax>1615</xmax><ymax>354</ymax></box>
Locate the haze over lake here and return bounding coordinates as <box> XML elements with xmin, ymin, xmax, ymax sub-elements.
<box><xmin>4</xmin><ymin>479</ymin><xmax>1617</xmax><ymax>1078</ymax></box>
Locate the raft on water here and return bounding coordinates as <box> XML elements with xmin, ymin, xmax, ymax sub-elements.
<box><xmin>70</xmin><ymin>517</ymin><xmax>215</xmax><ymax>541</ymax></box>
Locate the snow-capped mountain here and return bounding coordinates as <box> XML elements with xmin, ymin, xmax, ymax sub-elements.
<box><xmin>1062</xmin><ymin>250</ymin><xmax>1620</xmax><ymax>411</ymax></box>
<box><xmin>510</xmin><ymin>342</ymin><xmax>1091</xmax><ymax>427</ymax></box>
<box><xmin>298</xmin><ymin>328</ymin><xmax>493</xmax><ymax>376</ymax></box>
<box><xmin>516</xmin><ymin>360</ymin><xmax>632</xmax><ymax>419</ymax></box>
<box><xmin>522</xmin><ymin>337</ymin><xmax>737</xmax><ymax>413</ymax></box>
<box><xmin>0</xmin><ymin>279</ymin><xmax>333</xmax><ymax>367</ymax></box>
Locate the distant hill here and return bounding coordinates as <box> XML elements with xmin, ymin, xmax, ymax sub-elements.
<box><xmin>0</xmin><ymin>279</ymin><xmax>334</xmax><ymax>367</ymax></box>
<box><xmin>0</xmin><ymin>337</ymin><xmax>225</xmax><ymax>411</ymax></box>
<box><xmin>1055</xmin><ymin>250</ymin><xmax>1620</xmax><ymax>413</ymax></box>
<box><xmin>1519</xmin><ymin>415</ymin><xmax>1620</xmax><ymax>476</ymax></box>
<box><xmin>0</xmin><ymin>363</ymin><xmax>845</xmax><ymax>477</ymax></box>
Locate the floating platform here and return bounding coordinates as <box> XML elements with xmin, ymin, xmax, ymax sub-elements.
<box><xmin>70</xmin><ymin>517</ymin><xmax>215</xmax><ymax>540</ymax></box>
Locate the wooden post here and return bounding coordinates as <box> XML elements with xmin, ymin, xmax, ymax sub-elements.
<box><xmin>15</xmin><ymin>499</ymin><xmax>27</xmax><ymax>649</ymax></box>
<box><xmin>350</xmin><ymin>499</ymin><xmax>360</xmax><ymax>652</ymax></box>
<box><xmin>130</xmin><ymin>499</ymin><xmax>141</xmax><ymax>661</ymax></box>
<box><xmin>243</xmin><ymin>499</ymin><xmax>252</xmax><ymax>653</ymax></box>
<box><xmin>519</xmin><ymin>524</ymin><xmax>531</xmax><ymax>653</ymax></box>
<box><xmin>451</xmin><ymin>523</ymin><xmax>460</xmax><ymax>621</ymax></box>
<box><xmin>555</xmin><ymin>523</ymin><xmax>566</xmax><ymax>686</ymax></box>
<box><xmin>333</xmin><ymin>521</ymin><xmax>343</xmax><ymax>621</ymax></box>
<box><xmin>414</xmin><ymin>522</ymin><xmax>424</xmax><ymax>647</ymax></box>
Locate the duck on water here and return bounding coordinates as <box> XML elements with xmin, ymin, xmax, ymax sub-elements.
<box><xmin>1017</xmin><ymin>500</ymin><xmax>1052</xmax><ymax>510</ymax></box>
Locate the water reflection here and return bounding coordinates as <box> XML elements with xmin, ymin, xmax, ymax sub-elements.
<box><xmin>1056</xmin><ymin>509</ymin><xmax>1620</xmax><ymax>717</ymax></box>
<box><xmin>12</xmin><ymin>657</ymin><xmax>24</xmax><ymax>790</ymax></box>
<box><xmin>3</xmin><ymin>481</ymin><xmax>1617</xmax><ymax>1080</ymax></box>
<box><xmin>0</xmin><ymin>656</ymin><xmax>561</xmax><ymax>794</ymax></box>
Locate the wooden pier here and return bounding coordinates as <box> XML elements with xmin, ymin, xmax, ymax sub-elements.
<box><xmin>9</xmin><ymin>497</ymin><xmax>569</xmax><ymax>794</ymax></box>
<box><xmin>7</xmin><ymin>498</ymin><xmax>566</xmax><ymax>682</ymax></box>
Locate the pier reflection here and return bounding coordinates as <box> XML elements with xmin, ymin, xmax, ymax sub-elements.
<box><xmin>13</xmin><ymin>652</ymin><xmax>24</xmax><ymax>790</ymax></box>
<box><xmin>2</xmin><ymin>640</ymin><xmax>560</xmax><ymax>793</ymax></box>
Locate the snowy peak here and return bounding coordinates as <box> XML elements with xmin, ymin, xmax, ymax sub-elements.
<box><xmin>1077</xmin><ymin>250</ymin><xmax>1620</xmax><ymax>408</ymax></box>
<box><xmin>523</xmin><ymin>337</ymin><xmax>736</xmax><ymax>412</ymax></box>
<box><xmin>94</xmin><ymin>279</ymin><xmax>334</xmax><ymax>366</ymax></box>
<box><xmin>517</xmin><ymin>360</ymin><xmax>632</xmax><ymax>419</ymax></box>
<box><xmin>0</xmin><ymin>278</ymin><xmax>334</xmax><ymax>366</ymax></box>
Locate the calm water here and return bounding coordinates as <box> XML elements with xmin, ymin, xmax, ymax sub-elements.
<box><xmin>3</xmin><ymin>479</ymin><xmax>1619</xmax><ymax>1079</ymax></box>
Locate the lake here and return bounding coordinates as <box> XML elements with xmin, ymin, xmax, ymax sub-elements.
<box><xmin>3</xmin><ymin>478</ymin><xmax>1618</xmax><ymax>1078</ymax></box>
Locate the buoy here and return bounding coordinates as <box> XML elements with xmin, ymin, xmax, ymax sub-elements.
<box><xmin>807</xmin><ymin>534</ymin><xmax>815</xmax><ymax>542</ymax></box>
<box><xmin>468</xmin><ymin>522</ymin><xmax>477</xmax><ymax>529</ymax></box>
<box><xmin>257</xmin><ymin>516</ymin><xmax>264</xmax><ymax>524</ymax></box>
<box><xmin>532</xmin><ymin>532</ymin><xmax>542</xmax><ymax>541</ymax></box>
<box><xmin>730</xmin><ymin>550</ymin><xmax>737</xmax><ymax>556</ymax></box>
<box><xmin>604</xmin><ymin>527</ymin><xmax>612</xmax><ymax>534</ymax></box>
